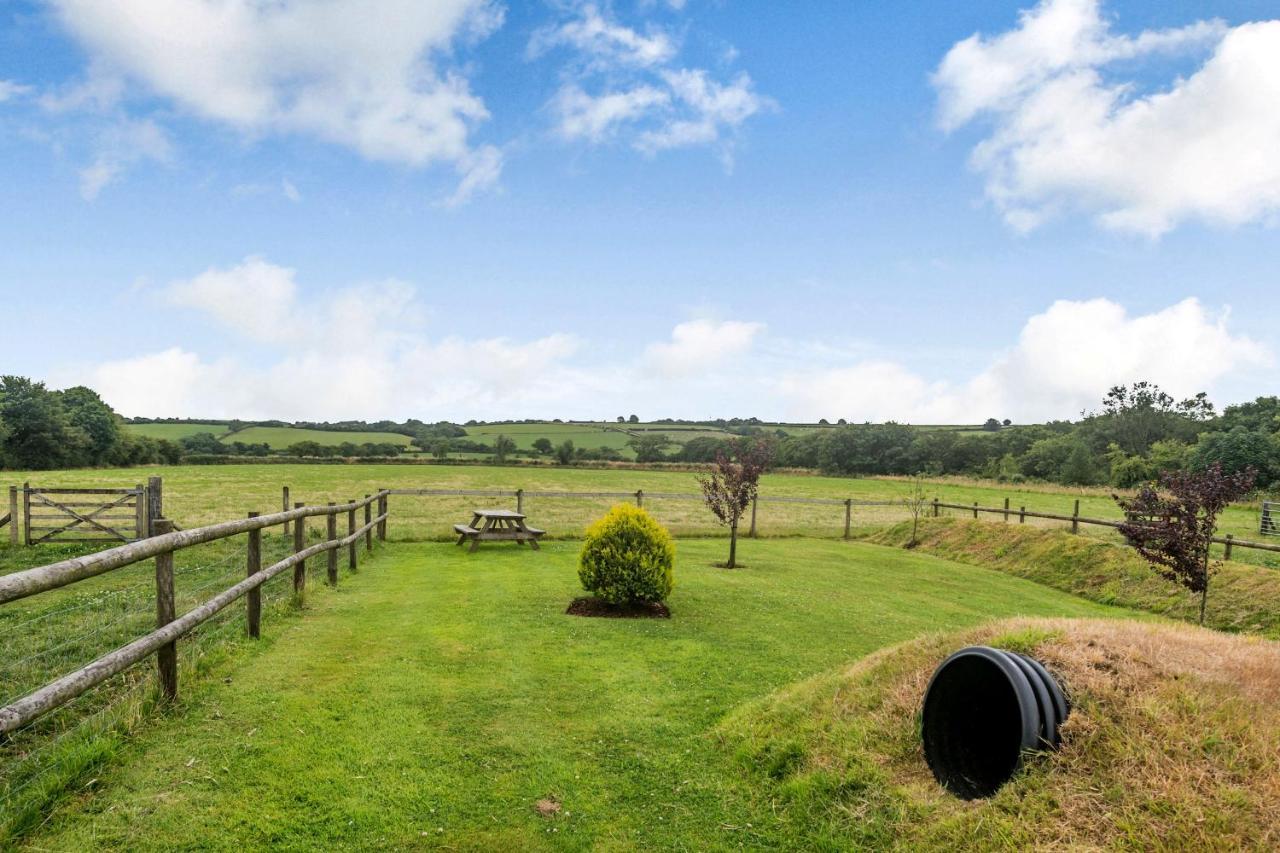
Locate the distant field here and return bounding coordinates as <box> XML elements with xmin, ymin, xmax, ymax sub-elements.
<box><xmin>463</xmin><ymin>421</ymin><xmax>738</xmax><ymax>456</ymax></box>
<box><xmin>3</xmin><ymin>464</ymin><xmax>1272</xmax><ymax>567</ymax></box>
<box><xmin>225</xmin><ymin>426</ymin><xmax>414</xmax><ymax>449</ymax></box>
<box><xmin>126</xmin><ymin>422</ymin><xmax>228</xmax><ymax>441</ymax></box>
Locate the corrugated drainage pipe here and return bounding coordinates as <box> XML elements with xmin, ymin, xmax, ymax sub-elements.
<box><xmin>921</xmin><ymin>645</ymin><xmax>1069</xmax><ymax>799</ymax></box>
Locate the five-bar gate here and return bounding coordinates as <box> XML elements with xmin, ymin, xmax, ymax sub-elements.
<box><xmin>20</xmin><ymin>484</ymin><xmax>146</xmax><ymax>544</ymax></box>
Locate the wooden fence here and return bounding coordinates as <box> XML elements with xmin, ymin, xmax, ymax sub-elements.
<box><xmin>6</xmin><ymin>477</ymin><xmax>166</xmax><ymax>546</ymax></box>
<box><xmin>931</xmin><ymin>498</ymin><xmax>1280</xmax><ymax>560</ymax></box>
<box><xmin>381</xmin><ymin>487</ymin><xmax>897</xmax><ymax>540</ymax></box>
<box><xmin>0</xmin><ymin>491</ymin><xmax>390</xmax><ymax>737</ymax></box>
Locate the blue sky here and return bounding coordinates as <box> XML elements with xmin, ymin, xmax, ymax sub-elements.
<box><xmin>1</xmin><ymin>0</ymin><xmax>1277</xmax><ymax>423</ymax></box>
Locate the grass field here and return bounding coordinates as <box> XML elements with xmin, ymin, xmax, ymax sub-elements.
<box><xmin>4</xmin><ymin>464</ymin><xmax>1274</xmax><ymax>566</ymax></box>
<box><xmin>125</xmin><ymin>422</ymin><xmax>228</xmax><ymax>441</ymax></box>
<box><xmin>225</xmin><ymin>426</ymin><xmax>415</xmax><ymax>449</ymax></box>
<box><xmin>11</xmin><ymin>539</ymin><xmax>1123</xmax><ymax>849</ymax></box>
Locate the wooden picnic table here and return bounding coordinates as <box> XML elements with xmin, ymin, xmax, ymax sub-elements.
<box><xmin>454</xmin><ymin>509</ymin><xmax>545</xmax><ymax>552</ymax></box>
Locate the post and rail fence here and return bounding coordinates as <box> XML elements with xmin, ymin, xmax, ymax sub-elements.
<box><xmin>0</xmin><ymin>491</ymin><xmax>390</xmax><ymax>739</ymax></box>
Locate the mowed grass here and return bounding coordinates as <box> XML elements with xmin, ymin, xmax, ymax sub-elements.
<box><xmin>16</xmin><ymin>538</ymin><xmax>1125</xmax><ymax>850</ymax></box>
<box><xmin>3</xmin><ymin>464</ymin><xmax>1272</xmax><ymax>566</ymax></box>
<box><xmin>221</xmin><ymin>426</ymin><xmax>415</xmax><ymax>449</ymax></box>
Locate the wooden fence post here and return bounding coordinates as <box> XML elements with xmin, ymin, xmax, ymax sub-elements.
<box><xmin>153</xmin><ymin>519</ymin><xmax>177</xmax><ymax>701</ymax></box>
<box><xmin>1003</xmin><ymin>497</ymin><xmax>1010</xmax><ymax>522</ymax></box>
<box><xmin>973</xmin><ymin>502</ymin><xmax>979</xmax><ymax>519</ymax></box>
<box><xmin>377</xmin><ymin>493</ymin><xmax>387</xmax><ymax>541</ymax></box>
<box><xmin>135</xmin><ymin>484</ymin><xmax>146</xmax><ymax>540</ymax></box>
<box><xmin>22</xmin><ymin>482</ymin><xmax>30</xmax><ymax>546</ymax></box>
<box><xmin>932</xmin><ymin>498</ymin><xmax>939</xmax><ymax>518</ymax></box>
<box><xmin>635</xmin><ymin>490</ymin><xmax>644</xmax><ymax>508</ymax></box>
<box><xmin>147</xmin><ymin>476</ymin><xmax>163</xmax><ymax>536</ymax></box>
<box><xmin>282</xmin><ymin>486</ymin><xmax>291</xmax><ymax>537</ymax></box>
<box><xmin>1072</xmin><ymin>500</ymin><xmax>1080</xmax><ymax>534</ymax></box>
<box><xmin>843</xmin><ymin>499</ymin><xmax>852</xmax><ymax>539</ymax></box>
<box><xmin>1224</xmin><ymin>534</ymin><xmax>1234</xmax><ymax>561</ymax></box>
<box><xmin>1019</xmin><ymin>506</ymin><xmax>1026</xmax><ymax>524</ymax></box>
<box><xmin>246</xmin><ymin>512</ymin><xmax>261</xmax><ymax>639</ymax></box>
<box><xmin>347</xmin><ymin>501</ymin><xmax>357</xmax><ymax>571</ymax></box>
<box><xmin>326</xmin><ymin>504</ymin><xmax>338</xmax><ymax>587</ymax></box>
<box><xmin>749</xmin><ymin>494</ymin><xmax>758</xmax><ymax>538</ymax></box>
<box><xmin>8</xmin><ymin>486</ymin><xmax>17</xmax><ymax>546</ymax></box>
<box><xmin>516</xmin><ymin>489</ymin><xmax>524</xmax><ymax>514</ymax></box>
<box><xmin>293</xmin><ymin>502</ymin><xmax>306</xmax><ymax>596</ymax></box>
<box><xmin>364</xmin><ymin>495</ymin><xmax>373</xmax><ymax>552</ymax></box>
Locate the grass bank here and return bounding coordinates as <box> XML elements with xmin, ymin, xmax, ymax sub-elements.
<box><xmin>719</xmin><ymin>617</ymin><xmax>1280</xmax><ymax>849</ymax></box>
<box><xmin>863</xmin><ymin>518</ymin><xmax>1280</xmax><ymax>638</ymax></box>
<box><xmin>13</xmin><ymin>538</ymin><xmax>1121</xmax><ymax>849</ymax></box>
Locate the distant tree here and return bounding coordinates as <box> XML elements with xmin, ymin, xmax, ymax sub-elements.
<box><xmin>555</xmin><ymin>439</ymin><xmax>575</xmax><ymax>465</ymax></box>
<box><xmin>1190</xmin><ymin>428</ymin><xmax>1279</xmax><ymax>487</ymax></box>
<box><xmin>59</xmin><ymin>386</ymin><xmax>120</xmax><ymax>465</ymax></box>
<box><xmin>629</xmin><ymin>434</ymin><xmax>670</xmax><ymax>463</ymax></box>
<box><xmin>182</xmin><ymin>432</ymin><xmax>228</xmax><ymax>455</ymax></box>
<box><xmin>493</xmin><ymin>434</ymin><xmax>516</xmax><ymax>462</ymax></box>
<box><xmin>628</xmin><ymin>414</ymin><xmax>640</xmax><ymax>424</ymax></box>
<box><xmin>1115</xmin><ymin>463</ymin><xmax>1255</xmax><ymax>624</ymax></box>
<box><xmin>982</xmin><ymin>417</ymin><xmax>1002</xmax><ymax>432</ymax></box>
<box><xmin>0</xmin><ymin>376</ymin><xmax>79</xmax><ymax>469</ymax></box>
<box><xmin>697</xmin><ymin>438</ymin><xmax>771</xmax><ymax>568</ymax></box>
<box><xmin>837</xmin><ymin>418</ymin><xmax>847</xmax><ymax>425</ymax></box>
<box><xmin>1091</xmin><ymin>382</ymin><xmax>1214</xmax><ymax>455</ymax></box>
<box><xmin>431</xmin><ymin>438</ymin><xmax>451</xmax><ymax>460</ymax></box>
<box><xmin>1060</xmin><ymin>442</ymin><xmax>1099</xmax><ymax>485</ymax></box>
<box><xmin>616</xmin><ymin>416</ymin><xmax>625</xmax><ymax>423</ymax></box>
<box><xmin>284</xmin><ymin>440</ymin><xmax>324</xmax><ymax>458</ymax></box>
<box><xmin>818</xmin><ymin>418</ymin><xmax>830</xmax><ymax>425</ymax></box>
<box><xmin>902</xmin><ymin>474</ymin><xmax>929</xmax><ymax>547</ymax></box>
<box><xmin>532</xmin><ymin>437</ymin><xmax>554</xmax><ymax>455</ymax></box>
<box><xmin>1002</xmin><ymin>418</ymin><xmax>1012</xmax><ymax>427</ymax></box>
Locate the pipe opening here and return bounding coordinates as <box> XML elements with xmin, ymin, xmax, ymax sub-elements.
<box><xmin>921</xmin><ymin>646</ymin><xmax>1067</xmax><ymax>800</ymax></box>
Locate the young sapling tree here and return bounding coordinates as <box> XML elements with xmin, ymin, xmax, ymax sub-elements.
<box><xmin>1114</xmin><ymin>462</ymin><xmax>1255</xmax><ymax>625</ymax></box>
<box><xmin>903</xmin><ymin>474</ymin><xmax>929</xmax><ymax>547</ymax></box>
<box><xmin>697</xmin><ymin>438</ymin><xmax>771</xmax><ymax>568</ymax></box>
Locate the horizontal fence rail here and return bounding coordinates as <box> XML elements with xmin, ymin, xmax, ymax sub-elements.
<box><xmin>0</xmin><ymin>491</ymin><xmax>391</xmax><ymax>737</ymax></box>
<box><xmin>931</xmin><ymin>500</ymin><xmax>1280</xmax><ymax>558</ymax></box>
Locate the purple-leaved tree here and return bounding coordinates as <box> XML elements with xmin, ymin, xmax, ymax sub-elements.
<box><xmin>697</xmin><ymin>438</ymin><xmax>771</xmax><ymax>569</ymax></box>
<box><xmin>1114</xmin><ymin>462</ymin><xmax>1255</xmax><ymax>625</ymax></box>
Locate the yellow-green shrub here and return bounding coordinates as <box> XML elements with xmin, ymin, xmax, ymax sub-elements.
<box><xmin>578</xmin><ymin>504</ymin><xmax>675</xmax><ymax>604</ymax></box>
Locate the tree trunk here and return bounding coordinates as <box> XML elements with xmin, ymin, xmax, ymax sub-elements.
<box><xmin>727</xmin><ymin>522</ymin><xmax>737</xmax><ymax>569</ymax></box>
<box><xmin>911</xmin><ymin>513</ymin><xmax>919</xmax><ymax>547</ymax></box>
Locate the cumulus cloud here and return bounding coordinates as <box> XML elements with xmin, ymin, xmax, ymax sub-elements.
<box><xmin>779</xmin><ymin>298</ymin><xmax>1270</xmax><ymax>422</ymax></box>
<box><xmin>934</xmin><ymin>0</ymin><xmax>1280</xmax><ymax>235</ymax></box>
<box><xmin>645</xmin><ymin>319</ymin><xmax>764</xmax><ymax>377</ymax></box>
<box><xmin>46</xmin><ymin>0</ymin><xmax>504</xmax><ymax>200</ymax></box>
<box><xmin>0</xmin><ymin>79</ymin><xmax>32</xmax><ymax>102</ymax></box>
<box><xmin>84</xmin><ymin>256</ymin><xmax>590</xmax><ymax>420</ymax></box>
<box><xmin>535</xmin><ymin>4</ymin><xmax>771</xmax><ymax>161</ymax></box>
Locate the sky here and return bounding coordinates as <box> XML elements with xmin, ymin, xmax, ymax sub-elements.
<box><xmin>0</xmin><ymin>0</ymin><xmax>1277</xmax><ymax>424</ymax></box>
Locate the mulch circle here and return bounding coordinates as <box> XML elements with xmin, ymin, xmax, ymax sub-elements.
<box><xmin>565</xmin><ymin>597</ymin><xmax>671</xmax><ymax>619</ymax></box>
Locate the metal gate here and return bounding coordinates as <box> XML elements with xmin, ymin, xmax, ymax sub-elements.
<box><xmin>1263</xmin><ymin>501</ymin><xmax>1278</xmax><ymax>537</ymax></box>
<box><xmin>21</xmin><ymin>485</ymin><xmax>145</xmax><ymax>544</ymax></box>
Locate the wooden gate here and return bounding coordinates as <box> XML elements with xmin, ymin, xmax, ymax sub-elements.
<box><xmin>22</xmin><ymin>485</ymin><xmax>146</xmax><ymax>545</ymax></box>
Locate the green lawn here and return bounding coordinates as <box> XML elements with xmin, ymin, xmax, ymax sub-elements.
<box><xmin>17</xmin><ymin>538</ymin><xmax>1125</xmax><ymax>850</ymax></box>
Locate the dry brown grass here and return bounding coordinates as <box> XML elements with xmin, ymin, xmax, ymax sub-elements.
<box><xmin>720</xmin><ymin>618</ymin><xmax>1280</xmax><ymax>850</ymax></box>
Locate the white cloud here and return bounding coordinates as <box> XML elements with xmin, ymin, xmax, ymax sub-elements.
<box><xmin>281</xmin><ymin>179</ymin><xmax>301</xmax><ymax>203</ymax></box>
<box><xmin>79</xmin><ymin>117</ymin><xmax>173</xmax><ymax>199</ymax></box>
<box><xmin>779</xmin><ymin>298</ymin><xmax>1270</xmax><ymax>422</ymax></box>
<box><xmin>47</xmin><ymin>0</ymin><xmax>504</xmax><ymax>201</ymax></box>
<box><xmin>645</xmin><ymin>319</ymin><xmax>764</xmax><ymax>377</ymax></box>
<box><xmin>529</xmin><ymin>5</ymin><xmax>676</xmax><ymax>67</ymax></box>
<box><xmin>536</xmin><ymin>5</ymin><xmax>770</xmax><ymax>162</ymax></box>
<box><xmin>934</xmin><ymin>0</ymin><xmax>1280</xmax><ymax>235</ymax></box>
<box><xmin>552</xmin><ymin>84</ymin><xmax>670</xmax><ymax>142</ymax></box>
<box><xmin>0</xmin><ymin>79</ymin><xmax>33</xmax><ymax>102</ymax></box>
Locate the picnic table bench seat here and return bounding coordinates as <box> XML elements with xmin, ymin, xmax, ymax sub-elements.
<box><xmin>455</xmin><ymin>509</ymin><xmax>545</xmax><ymax>551</ymax></box>
<box><xmin>453</xmin><ymin>523</ymin><xmax>480</xmax><ymax>536</ymax></box>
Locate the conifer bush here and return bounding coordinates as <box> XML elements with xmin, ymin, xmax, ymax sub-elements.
<box><xmin>578</xmin><ymin>504</ymin><xmax>675</xmax><ymax>605</ymax></box>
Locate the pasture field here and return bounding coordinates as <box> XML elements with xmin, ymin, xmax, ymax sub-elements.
<box><xmin>11</xmin><ymin>539</ymin><xmax>1123</xmax><ymax>849</ymax></box>
<box><xmin>124</xmin><ymin>422</ymin><xmax>228</xmax><ymax>441</ymax></box>
<box><xmin>224</xmin><ymin>426</ymin><xmax>415</xmax><ymax>449</ymax></box>
<box><xmin>3</xmin><ymin>464</ymin><xmax>1273</xmax><ymax>566</ymax></box>
<box><xmin>462</xmin><ymin>421</ymin><xmax>736</xmax><ymax>456</ymax></box>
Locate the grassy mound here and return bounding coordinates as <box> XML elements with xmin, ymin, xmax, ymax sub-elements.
<box><xmin>864</xmin><ymin>519</ymin><xmax>1280</xmax><ymax>638</ymax></box>
<box><xmin>718</xmin><ymin>618</ymin><xmax>1280</xmax><ymax>850</ymax></box>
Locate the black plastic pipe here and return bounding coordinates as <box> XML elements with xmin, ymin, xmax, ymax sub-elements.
<box><xmin>921</xmin><ymin>645</ymin><xmax>1069</xmax><ymax>799</ymax></box>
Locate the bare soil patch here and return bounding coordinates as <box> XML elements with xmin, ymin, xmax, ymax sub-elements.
<box><xmin>565</xmin><ymin>597</ymin><xmax>670</xmax><ymax>619</ymax></box>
